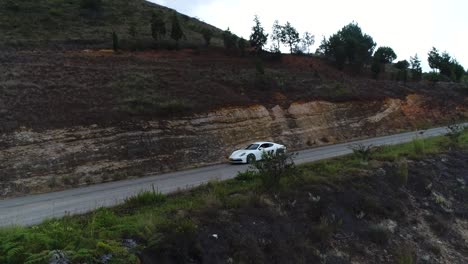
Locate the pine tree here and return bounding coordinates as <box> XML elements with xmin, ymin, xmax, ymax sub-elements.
<box><xmin>249</xmin><ymin>15</ymin><xmax>268</xmax><ymax>53</ymax></box>
<box><xmin>410</xmin><ymin>54</ymin><xmax>422</xmax><ymax>81</ymax></box>
<box><xmin>281</xmin><ymin>22</ymin><xmax>300</xmax><ymax>53</ymax></box>
<box><xmin>151</xmin><ymin>12</ymin><xmax>166</xmax><ymax>41</ymax></box>
<box><xmin>170</xmin><ymin>13</ymin><xmax>184</xmax><ymax>47</ymax></box>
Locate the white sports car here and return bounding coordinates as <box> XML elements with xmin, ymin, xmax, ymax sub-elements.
<box><xmin>229</xmin><ymin>142</ymin><xmax>286</xmax><ymax>164</ymax></box>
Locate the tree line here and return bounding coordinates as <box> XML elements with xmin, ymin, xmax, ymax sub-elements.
<box><xmin>247</xmin><ymin>16</ymin><xmax>466</xmax><ymax>83</ymax></box>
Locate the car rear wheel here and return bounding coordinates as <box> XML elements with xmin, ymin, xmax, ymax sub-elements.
<box><xmin>247</xmin><ymin>154</ymin><xmax>256</xmax><ymax>164</ymax></box>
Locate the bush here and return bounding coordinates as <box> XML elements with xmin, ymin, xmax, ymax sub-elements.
<box><xmin>349</xmin><ymin>144</ymin><xmax>373</xmax><ymax>163</ymax></box>
<box><xmin>235</xmin><ymin>170</ymin><xmax>257</xmax><ymax>182</ymax></box>
<box><xmin>47</xmin><ymin>176</ymin><xmax>58</xmax><ymax>188</ymax></box>
<box><xmin>446</xmin><ymin>123</ymin><xmax>464</xmax><ymax>148</ymax></box>
<box><xmin>252</xmin><ymin>151</ymin><xmax>298</xmax><ymax>191</ymax></box>
<box><xmin>112</xmin><ymin>171</ymin><xmax>128</xmax><ymax>181</ymax></box>
<box><xmin>124</xmin><ymin>187</ymin><xmax>166</xmax><ymax>208</ymax></box>
<box><xmin>145</xmin><ymin>218</ymin><xmax>200</xmax><ymax>263</ymax></box>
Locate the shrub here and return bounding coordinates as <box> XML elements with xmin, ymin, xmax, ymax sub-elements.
<box><xmin>124</xmin><ymin>186</ymin><xmax>166</xmax><ymax>208</ymax></box>
<box><xmin>446</xmin><ymin>123</ymin><xmax>464</xmax><ymax>148</ymax></box>
<box><xmin>112</xmin><ymin>171</ymin><xmax>128</xmax><ymax>181</ymax></box>
<box><xmin>84</xmin><ymin>176</ymin><xmax>93</xmax><ymax>185</ymax></box>
<box><xmin>47</xmin><ymin>176</ymin><xmax>58</xmax><ymax>188</ymax></box>
<box><xmin>145</xmin><ymin>218</ymin><xmax>200</xmax><ymax>263</ymax></box>
<box><xmin>201</xmin><ymin>28</ymin><xmax>212</xmax><ymax>47</ymax></box>
<box><xmin>61</xmin><ymin>175</ymin><xmax>78</xmax><ymax>186</ymax></box>
<box><xmin>235</xmin><ymin>170</ymin><xmax>257</xmax><ymax>181</ymax></box>
<box><xmin>349</xmin><ymin>144</ymin><xmax>373</xmax><ymax>163</ymax></box>
<box><xmin>252</xmin><ymin>151</ymin><xmax>298</xmax><ymax>191</ymax></box>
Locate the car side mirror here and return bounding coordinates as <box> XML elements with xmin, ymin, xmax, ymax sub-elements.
<box><xmin>258</xmin><ymin>147</ymin><xmax>263</xmax><ymax>151</ymax></box>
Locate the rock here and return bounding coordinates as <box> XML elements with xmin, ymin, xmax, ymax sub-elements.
<box><xmin>122</xmin><ymin>239</ymin><xmax>137</xmax><ymax>250</ymax></box>
<box><xmin>421</xmin><ymin>255</ymin><xmax>431</xmax><ymax>261</ymax></box>
<box><xmin>375</xmin><ymin>168</ymin><xmax>386</xmax><ymax>177</ymax></box>
<box><xmin>49</xmin><ymin>250</ymin><xmax>69</xmax><ymax>264</ymax></box>
<box><xmin>456</xmin><ymin>178</ymin><xmax>466</xmax><ymax>186</ymax></box>
<box><xmin>100</xmin><ymin>254</ymin><xmax>113</xmax><ymax>264</ymax></box>
<box><xmin>379</xmin><ymin>219</ymin><xmax>398</xmax><ymax>233</ymax></box>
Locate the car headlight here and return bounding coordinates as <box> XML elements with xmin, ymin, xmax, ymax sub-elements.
<box><xmin>240</xmin><ymin>153</ymin><xmax>246</xmax><ymax>157</ymax></box>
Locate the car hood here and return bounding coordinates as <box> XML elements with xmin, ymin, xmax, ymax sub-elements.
<box><xmin>229</xmin><ymin>149</ymin><xmax>256</xmax><ymax>158</ymax></box>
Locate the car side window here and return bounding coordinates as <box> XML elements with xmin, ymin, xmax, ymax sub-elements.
<box><xmin>260</xmin><ymin>144</ymin><xmax>268</xmax><ymax>149</ymax></box>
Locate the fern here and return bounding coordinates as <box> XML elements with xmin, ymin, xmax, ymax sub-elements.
<box><xmin>70</xmin><ymin>248</ymin><xmax>97</xmax><ymax>263</ymax></box>
<box><xmin>24</xmin><ymin>250</ymin><xmax>51</xmax><ymax>264</ymax></box>
<box><xmin>6</xmin><ymin>244</ymin><xmax>25</xmax><ymax>263</ymax></box>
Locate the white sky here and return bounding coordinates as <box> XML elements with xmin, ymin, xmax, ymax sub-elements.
<box><xmin>151</xmin><ymin>0</ymin><xmax>468</xmax><ymax>72</ymax></box>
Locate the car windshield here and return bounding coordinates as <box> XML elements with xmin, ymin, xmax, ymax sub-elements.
<box><xmin>245</xmin><ymin>144</ymin><xmax>259</xmax><ymax>150</ymax></box>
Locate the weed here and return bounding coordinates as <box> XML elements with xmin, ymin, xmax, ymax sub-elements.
<box><xmin>349</xmin><ymin>143</ymin><xmax>373</xmax><ymax>163</ymax></box>
<box><xmin>47</xmin><ymin>176</ymin><xmax>58</xmax><ymax>188</ymax></box>
<box><xmin>223</xmin><ymin>194</ymin><xmax>251</xmax><ymax>209</ymax></box>
<box><xmin>395</xmin><ymin>158</ymin><xmax>409</xmax><ymax>187</ymax></box>
<box><xmin>84</xmin><ymin>176</ymin><xmax>93</xmax><ymax>186</ymax></box>
<box><xmin>124</xmin><ymin>186</ymin><xmax>166</xmax><ymax>208</ymax></box>
<box><xmin>396</xmin><ymin>246</ymin><xmax>415</xmax><ymax>264</ymax></box>
<box><xmin>235</xmin><ymin>170</ymin><xmax>257</xmax><ymax>182</ymax></box>
<box><xmin>112</xmin><ymin>171</ymin><xmax>128</xmax><ymax>181</ymax></box>
<box><xmin>58</xmin><ymin>175</ymin><xmax>80</xmax><ymax>187</ymax></box>
<box><xmin>412</xmin><ymin>137</ymin><xmax>425</xmax><ymax>156</ymax></box>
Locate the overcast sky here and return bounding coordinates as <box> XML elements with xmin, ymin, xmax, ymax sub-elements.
<box><xmin>150</xmin><ymin>0</ymin><xmax>467</xmax><ymax>72</ymax></box>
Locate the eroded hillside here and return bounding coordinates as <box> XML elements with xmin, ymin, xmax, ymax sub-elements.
<box><xmin>0</xmin><ymin>49</ymin><xmax>467</xmax><ymax>197</ymax></box>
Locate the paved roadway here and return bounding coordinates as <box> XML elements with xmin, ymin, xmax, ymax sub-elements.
<box><xmin>0</xmin><ymin>124</ymin><xmax>465</xmax><ymax>227</ymax></box>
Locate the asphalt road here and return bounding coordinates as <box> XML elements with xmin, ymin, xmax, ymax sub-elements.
<box><xmin>0</xmin><ymin>124</ymin><xmax>465</xmax><ymax>227</ymax></box>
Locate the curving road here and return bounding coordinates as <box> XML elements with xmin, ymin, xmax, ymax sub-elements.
<box><xmin>0</xmin><ymin>124</ymin><xmax>465</xmax><ymax>227</ymax></box>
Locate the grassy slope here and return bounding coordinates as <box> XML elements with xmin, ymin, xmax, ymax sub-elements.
<box><xmin>1</xmin><ymin>129</ymin><xmax>467</xmax><ymax>263</ymax></box>
<box><xmin>0</xmin><ymin>0</ymin><xmax>224</xmax><ymax>48</ymax></box>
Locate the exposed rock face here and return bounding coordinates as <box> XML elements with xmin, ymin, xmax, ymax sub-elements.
<box><xmin>0</xmin><ymin>94</ymin><xmax>466</xmax><ymax>198</ymax></box>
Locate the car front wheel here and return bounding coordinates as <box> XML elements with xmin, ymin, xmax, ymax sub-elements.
<box><xmin>247</xmin><ymin>154</ymin><xmax>256</xmax><ymax>164</ymax></box>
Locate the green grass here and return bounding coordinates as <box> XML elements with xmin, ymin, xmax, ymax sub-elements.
<box><xmin>0</xmin><ymin>129</ymin><xmax>467</xmax><ymax>263</ymax></box>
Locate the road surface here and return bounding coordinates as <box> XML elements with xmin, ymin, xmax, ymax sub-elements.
<box><xmin>0</xmin><ymin>124</ymin><xmax>465</xmax><ymax>227</ymax></box>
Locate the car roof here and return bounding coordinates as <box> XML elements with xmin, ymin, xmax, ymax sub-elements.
<box><xmin>252</xmin><ymin>142</ymin><xmax>275</xmax><ymax>145</ymax></box>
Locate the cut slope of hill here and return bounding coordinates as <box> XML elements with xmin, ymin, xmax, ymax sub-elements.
<box><xmin>1</xmin><ymin>49</ymin><xmax>467</xmax><ymax>133</ymax></box>
<box><xmin>0</xmin><ymin>0</ymin><xmax>223</xmax><ymax>48</ymax></box>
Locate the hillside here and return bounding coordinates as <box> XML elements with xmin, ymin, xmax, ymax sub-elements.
<box><xmin>1</xmin><ymin>49</ymin><xmax>467</xmax><ymax>133</ymax></box>
<box><xmin>0</xmin><ymin>0</ymin><xmax>224</xmax><ymax>48</ymax></box>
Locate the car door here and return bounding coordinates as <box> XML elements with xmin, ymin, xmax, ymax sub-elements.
<box><xmin>260</xmin><ymin>143</ymin><xmax>275</xmax><ymax>155</ymax></box>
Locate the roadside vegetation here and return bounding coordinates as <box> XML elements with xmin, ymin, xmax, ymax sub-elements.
<box><xmin>1</xmin><ymin>128</ymin><xmax>467</xmax><ymax>263</ymax></box>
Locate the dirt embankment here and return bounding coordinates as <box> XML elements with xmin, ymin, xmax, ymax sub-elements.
<box><xmin>1</xmin><ymin>92</ymin><xmax>467</xmax><ymax>198</ymax></box>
